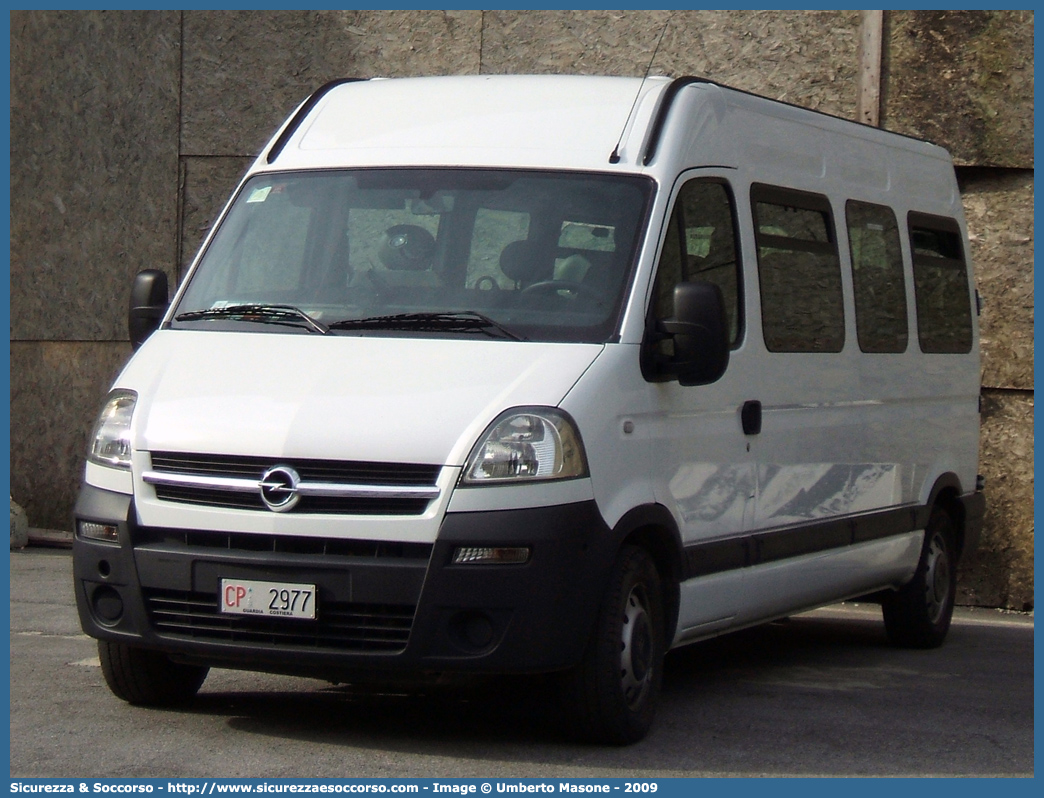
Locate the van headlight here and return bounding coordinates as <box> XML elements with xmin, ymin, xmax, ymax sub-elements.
<box><xmin>88</xmin><ymin>390</ymin><xmax>137</xmax><ymax>469</ymax></box>
<box><xmin>462</xmin><ymin>408</ymin><xmax>588</xmax><ymax>484</ymax></box>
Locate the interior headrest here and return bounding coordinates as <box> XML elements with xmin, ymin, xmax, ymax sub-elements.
<box><xmin>499</xmin><ymin>240</ymin><xmax>542</xmax><ymax>284</ymax></box>
<box><xmin>379</xmin><ymin>225</ymin><xmax>436</xmax><ymax>271</ymax></box>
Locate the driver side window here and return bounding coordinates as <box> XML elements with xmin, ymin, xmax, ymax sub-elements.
<box><xmin>651</xmin><ymin>178</ymin><xmax>742</xmax><ymax>345</ymax></box>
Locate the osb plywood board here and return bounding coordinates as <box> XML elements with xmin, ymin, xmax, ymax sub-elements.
<box><xmin>181</xmin><ymin>10</ymin><xmax>481</xmax><ymax>156</ymax></box>
<box><xmin>10</xmin><ymin>342</ymin><xmax>133</xmax><ymax>531</ymax></box>
<box><xmin>339</xmin><ymin>10</ymin><xmax>481</xmax><ymax>79</ymax></box>
<box><xmin>960</xmin><ymin>171</ymin><xmax>1034</xmax><ymax>390</ymax></box>
<box><xmin>10</xmin><ymin>10</ymin><xmax>180</xmax><ymax>342</ymax></box>
<box><xmin>480</xmin><ymin>10</ymin><xmax>671</xmax><ymax>77</ymax></box>
<box><xmin>482</xmin><ymin>10</ymin><xmax>861</xmax><ymax>118</ymax></box>
<box><xmin>959</xmin><ymin>391</ymin><xmax>1034</xmax><ymax>610</ymax></box>
<box><xmin>654</xmin><ymin>9</ymin><xmax>860</xmax><ymax>118</ymax></box>
<box><xmin>179</xmin><ymin>157</ymin><xmax>254</xmax><ymax>278</ymax></box>
<box><xmin>884</xmin><ymin>10</ymin><xmax>1033</xmax><ymax>167</ymax></box>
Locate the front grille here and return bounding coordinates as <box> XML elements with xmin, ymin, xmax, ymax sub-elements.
<box><xmin>134</xmin><ymin>527</ymin><xmax>433</xmax><ymax>560</ymax></box>
<box><xmin>148</xmin><ymin>452</ymin><xmax>441</xmax><ymax>515</ymax></box>
<box><xmin>149</xmin><ymin>485</ymin><xmax>430</xmax><ymax>515</ymax></box>
<box><xmin>149</xmin><ymin>452</ymin><xmax>441</xmax><ymax>485</ymax></box>
<box><xmin>145</xmin><ymin>589</ymin><xmax>415</xmax><ymax>653</ymax></box>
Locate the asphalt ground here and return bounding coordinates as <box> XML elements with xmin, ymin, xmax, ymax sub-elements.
<box><xmin>9</xmin><ymin>547</ymin><xmax>1034</xmax><ymax>778</ymax></box>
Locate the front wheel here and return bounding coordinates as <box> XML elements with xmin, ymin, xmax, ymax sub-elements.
<box><xmin>558</xmin><ymin>545</ymin><xmax>665</xmax><ymax>745</ymax></box>
<box><xmin>882</xmin><ymin>507</ymin><xmax>958</xmax><ymax>648</ymax></box>
<box><xmin>98</xmin><ymin>641</ymin><xmax>209</xmax><ymax>706</ymax></box>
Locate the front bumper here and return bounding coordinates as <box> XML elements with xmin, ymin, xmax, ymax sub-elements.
<box><xmin>73</xmin><ymin>484</ymin><xmax>615</xmax><ymax>678</ymax></box>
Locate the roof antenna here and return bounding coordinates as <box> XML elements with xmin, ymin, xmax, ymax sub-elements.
<box><xmin>610</xmin><ymin>12</ymin><xmax>675</xmax><ymax>164</ymax></box>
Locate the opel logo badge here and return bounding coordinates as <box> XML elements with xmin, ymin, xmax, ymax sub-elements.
<box><xmin>260</xmin><ymin>465</ymin><xmax>301</xmax><ymax>512</ymax></box>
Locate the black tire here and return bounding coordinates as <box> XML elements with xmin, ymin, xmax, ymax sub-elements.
<box><xmin>882</xmin><ymin>506</ymin><xmax>957</xmax><ymax>648</ymax></box>
<box><xmin>558</xmin><ymin>545</ymin><xmax>665</xmax><ymax>745</ymax></box>
<box><xmin>98</xmin><ymin>641</ymin><xmax>209</xmax><ymax>706</ymax></box>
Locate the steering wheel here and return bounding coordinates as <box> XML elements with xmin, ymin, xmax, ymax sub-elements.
<box><xmin>520</xmin><ymin>280</ymin><xmax>599</xmax><ymax>301</ymax></box>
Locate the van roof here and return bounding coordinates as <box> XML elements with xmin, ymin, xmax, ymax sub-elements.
<box><xmin>262</xmin><ymin>75</ymin><xmax>673</xmax><ymax>172</ymax></box>
<box><xmin>257</xmin><ymin>75</ymin><xmax>954</xmax><ymax>197</ymax></box>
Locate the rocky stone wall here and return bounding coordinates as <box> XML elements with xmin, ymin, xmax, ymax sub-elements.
<box><xmin>9</xmin><ymin>10</ymin><xmax>1033</xmax><ymax>608</ymax></box>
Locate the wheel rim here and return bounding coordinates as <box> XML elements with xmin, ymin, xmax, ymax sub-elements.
<box><xmin>620</xmin><ymin>585</ymin><xmax>653</xmax><ymax>710</ymax></box>
<box><xmin>924</xmin><ymin>532</ymin><xmax>951</xmax><ymax>624</ymax></box>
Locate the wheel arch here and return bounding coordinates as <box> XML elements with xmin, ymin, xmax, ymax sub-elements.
<box><xmin>924</xmin><ymin>472</ymin><xmax>969</xmax><ymax>562</ymax></box>
<box><xmin>611</xmin><ymin>504</ymin><xmax>685</xmax><ymax>644</ymax></box>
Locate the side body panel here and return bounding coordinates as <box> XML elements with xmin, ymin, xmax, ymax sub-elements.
<box><xmin>611</xmin><ymin>83</ymin><xmax>981</xmax><ymax>643</ymax></box>
<box><xmin>561</xmin><ymin>340</ymin><xmax>753</xmax><ymax>632</ymax></box>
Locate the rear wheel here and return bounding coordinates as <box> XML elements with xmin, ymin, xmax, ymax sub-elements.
<box><xmin>558</xmin><ymin>545</ymin><xmax>665</xmax><ymax>745</ymax></box>
<box><xmin>882</xmin><ymin>507</ymin><xmax>957</xmax><ymax>648</ymax></box>
<box><xmin>98</xmin><ymin>641</ymin><xmax>209</xmax><ymax>706</ymax></box>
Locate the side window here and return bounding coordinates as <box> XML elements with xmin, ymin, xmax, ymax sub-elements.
<box><xmin>846</xmin><ymin>200</ymin><xmax>908</xmax><ymax>353</ymax></box>
<box><xmin>752</xmin><ymin>184</ymin><xmax>844</xmax><ymax>353</ymax></box>
<box><xmin>908</xmin><ymin>213</ymin><xmax>973</xmax><ymax>354</ymax></box>
<box><xmin>651</xmin><ymin>179</ymin><xmax>742</xmax><ymax>344</ymax></box>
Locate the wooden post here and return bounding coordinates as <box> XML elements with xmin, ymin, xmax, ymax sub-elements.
<box><xmin>858</xmin><ymin>10</ymin><xmax>884</xmax><ymax>126</ymax></box>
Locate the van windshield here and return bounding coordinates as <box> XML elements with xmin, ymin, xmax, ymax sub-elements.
<box><xmin>173</xmin><ymin>169</ymin><xmax>653</xmax><ymax>343</ymax></box>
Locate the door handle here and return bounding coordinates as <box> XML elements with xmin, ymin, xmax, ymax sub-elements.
<box><xmin>741</xmin><ymin>400</ymin><xmax>762</xmax><ymax>436</ymax></box>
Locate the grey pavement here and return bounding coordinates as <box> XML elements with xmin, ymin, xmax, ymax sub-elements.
<box><xmin>10</xmin><ymin>548</ymin><xmax>1034</xmax><ymax>778</ymax></box>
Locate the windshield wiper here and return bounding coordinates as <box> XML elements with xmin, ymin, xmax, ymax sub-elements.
<box><xmin>174</xmin><ymin>304</ymin><xmax>329</xmax><ymax>335</ymax></box>
<box><xmin>328</xmin><ymin>311</ymin><xmax>526</xmax><ymax>341</ymax></box>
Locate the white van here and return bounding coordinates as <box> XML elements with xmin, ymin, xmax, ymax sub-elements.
<box><xmin>74</xmin><ymin>75</ymin><xmax>985</xmax><ymax>744</ymax></box>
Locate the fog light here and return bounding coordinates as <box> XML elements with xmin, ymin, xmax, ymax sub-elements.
<box><xmin>91</xmin><ymin>585</ymin><xmax>124</xmax><ymax>623</ymax></box>
<box><xmin>452</xmin><ymin>546</ymin><xmax>530</xmax><ymax>565</ymax></box>
<box><xmin>448</xmin><ymin>610</ymin><xmax>497</xmax><ymax>652</ymax></box>
<box><xmin>79</xmin><ymin>521</ymin><xmax>119</xmax><ymax>543</ymax></box>
<box><xmin>462</xmin><ymin>613</ymin><xmax>494</xmax><ymax>647</ymax></box>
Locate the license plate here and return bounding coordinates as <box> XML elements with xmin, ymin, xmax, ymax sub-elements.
<box><xmin>220</xmin><ymin>578</ymin><xmax>317</xmax><ymax>620</ymax></box>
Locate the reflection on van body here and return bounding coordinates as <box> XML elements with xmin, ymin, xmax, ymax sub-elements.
<box><xmin>671</xmin><ymin>463</ymin><xmax>754</xmax><ymax>525</ymax></box>
<box><xmin>759</xmin><ymin>463</ymin><xmax>900</xmax><ymax>525</ymax></box>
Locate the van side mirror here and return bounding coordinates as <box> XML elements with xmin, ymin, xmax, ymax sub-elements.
<box><xmin>654</xmin><ymin>281</ymin><xmax>730</xmax><ymax>386</ymax></box>
<box><xmin>128</xmin><ymin>269</ymin><xmax>169</xmax><ymax>349</ymax></box>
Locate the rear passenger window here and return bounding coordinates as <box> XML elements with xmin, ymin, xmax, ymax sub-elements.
<box><xmin>908</xmin><ymin>213</ymin><xmax>974</xmax><ymax>354</ymax></box>
<box><xmin>846</xmin><ymin>201</ymin><xmax>908</xmax><ymax>353</ymax></box>
<box><xmin>752</xmin><ymin>185</ymin><xmax>844</xmax><ymax>353</ymax></box>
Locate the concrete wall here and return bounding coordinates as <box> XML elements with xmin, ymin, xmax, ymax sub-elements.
<box><xmin>9</xmin><ymin>10</ymin><xmax>1033</xmax><ymax>609</ymax></box>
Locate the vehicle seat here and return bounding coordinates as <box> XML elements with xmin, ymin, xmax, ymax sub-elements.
<box><xmin>499</xmin><ymin>240</ymin><xmax>547</xmax><ymax>289</ymax></box>
<box><xmin>555</xmin><ymin>254</ymin><xmax>591</xmax><ymax>283</ymax></box>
